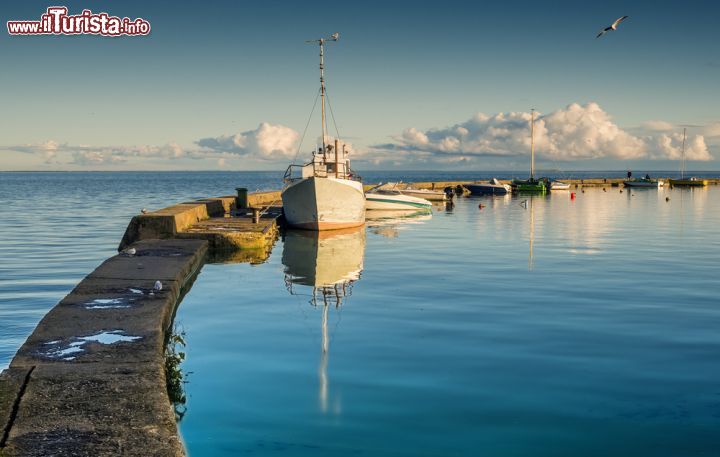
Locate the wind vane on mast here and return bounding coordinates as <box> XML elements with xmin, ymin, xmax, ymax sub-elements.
<box><xmin>305</xmin><ymin>33</ymin><xmax>340</xmax><ymax>153</ymax></box>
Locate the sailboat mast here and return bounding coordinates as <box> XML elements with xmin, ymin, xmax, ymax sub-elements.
<box><xmin>530</xmin><ymin>109</ymin><xmax>535</xmax><ymax>180</ymax></box>
<box><xmin>681</xmin><ymin>127</ymin><xmax>686</xmax><ymax>180</ymax></box>
<box><xmin>319</xmin><ymin>39</ymin><xmax>328</xmax><ymax>153</ymax></box>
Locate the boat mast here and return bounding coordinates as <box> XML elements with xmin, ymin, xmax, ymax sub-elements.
<box><xmin>307</xmin><ymin>33</ymin><xmax>339</xmax><ymax>156</ymax></box>
<box><xmin>319</xmin><ymin>39</ymin><xmax>327</xmax><ymax>153</ymax></box>
<box><xmin>530</xmin><ymin>108</ymin><xmax>535</xmax><ymax>181</ymax></box>
<box><xmin>681</xmin><ymin>127</ymin><xmax>686</xmax><ymax>180</ymax></box>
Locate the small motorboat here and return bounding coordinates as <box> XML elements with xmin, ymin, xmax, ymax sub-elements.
<box><xmin>623</xmin><ymin>177</ymin><xmax>664</xmax><ymax>188</ymax></box>
<box><xmin>366</xmin><ymin>184</ymin><xmax>433</xmax><ymax>211</ymax></box>
<box><xmin>464</xmin><ymin>178</ymin><xmax>511</xmax><ymax>195</ymax></box>
<box><xmin>397</xmin><ymin>186</ymin><xmax>448</xmax><ymax>202</ymax></box>
<box><xmin>549</xmin><ymin>180</ymin><xmax>571</xmax><ymax>191</ymax></box>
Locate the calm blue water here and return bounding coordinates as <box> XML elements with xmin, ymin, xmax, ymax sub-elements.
<box><xmin>1</xmin><ymin>172</ymin><xmax>719</xmax><ymax>456</ymax></box>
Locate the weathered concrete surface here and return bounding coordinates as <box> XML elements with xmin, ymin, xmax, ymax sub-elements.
<box><xmin>119</xmin><ymin>193</ymin><xmax>282</xmax><ymax>251</ymax></box>
<box><xmin>178</xmin><ymin>207</ymin><xmax>280</xmax><ymax>252</ymax></box>
<box><xmin>118</xmin><ymin>197</ymin><xmax>236</xmax><ymax>251</ymax></box>
<box><xmin>247</xmin><ymin>191</ymin><xmax>281</xmax><ymax>207</ymax></box>
<box><xmin>0</xmin><ymin>239</ymin><xmax>207</xmax><ymax>457</ymax></box>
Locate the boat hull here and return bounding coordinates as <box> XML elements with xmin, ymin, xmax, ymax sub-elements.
<box><xmin>668</xmin><ymin>179</ymin><xmax>707</xmax><ymax>187</ymax></box>
<box><xmin>549</xmin><ymin>182</ymin><xmax>571</xmax><ymax>191</ymax></box>
<box><xmin>623</xmin><ymin>180</ymin><xmax>663</xmax><ymax>188</ymax></box>
<box><xmin>512</xmin><ymin>180</ymin><xmax>547</xmax><ymax>193</ymax></box>
<box><xmin>366</xmin><ymin>195</ymin><xmax>432</xmax><ymax>211</ymax></box>
<box><xmin>400</xmin><ymin>189</ymin><xmax>448</xmax><ymax>202</ymax></box>
<box><xmin>282</xmin><ymin>177</ymin><xmax>365</xmax><ymax>230</ymax></box>
<box><xmin>465</xmin><ymin>183</ymin><xmax>510</xmax><ymax>195</ymax></box>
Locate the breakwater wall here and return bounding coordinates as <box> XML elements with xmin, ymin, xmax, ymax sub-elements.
<box><xmin>0</xmin><ymin>191</ymin><xmax>280</xmax><ymax>457</ymax></box>
<box><xmin>0</xmin><ymin>239</ymin><xmax>206</xmax><ymax>456</ymax></box>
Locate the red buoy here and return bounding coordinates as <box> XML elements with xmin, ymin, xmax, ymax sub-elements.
<box><xmin>570</xmin><ymin>192</ymin><xmax>576</xmax><ymax>200</ymax></box>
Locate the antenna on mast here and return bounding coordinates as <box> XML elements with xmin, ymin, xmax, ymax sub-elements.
<box><xmin>306</xmin><ymin>32</ymin><xmax>340</xmax><ymax>155</ymax></box>
<box><xmin>681</xmin><ymin>127</ymin><xmax>687</xmax><ymax>180</ymax></box>
<box><xmin>530</xmin><ymin>108</ymin><xmax>535</xmax><ymax>181</ymax></box>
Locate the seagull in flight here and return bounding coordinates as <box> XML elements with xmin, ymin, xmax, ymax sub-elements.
<box><xmin>596</xmin><ymin>16</ymin><xmax>628</xmax><ymax>38</ymax></box>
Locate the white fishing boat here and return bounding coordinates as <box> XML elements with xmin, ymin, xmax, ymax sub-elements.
<box><xmin>365</xmin><ymin>183</ymin><xmax>432</xmax><ymax>211</ymax></box>
<box><xmin>282</xmin><ymin>33</ymin><xmax>365</xmax><ymax>231</ymax></box>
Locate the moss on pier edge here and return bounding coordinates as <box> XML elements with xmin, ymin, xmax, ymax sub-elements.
<box><xmin>165</xmin><ymin>325</ymin><xmax>188</xmax><ymax>422</ymax></box>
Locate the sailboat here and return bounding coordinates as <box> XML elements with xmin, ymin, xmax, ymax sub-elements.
<box><xmin>511</xmin><ymin>109</ymin><xmax>548</xmax><ymax>193</ymax></box>
<box><xmin>282</xmin><ymin>33</ymin><xmax>365</xmax><ymax>230</ymax></box>
<box><xmin>668</xmin><ymin>128</ymin><xmax>708</xmax><ymax>187</ymax></box>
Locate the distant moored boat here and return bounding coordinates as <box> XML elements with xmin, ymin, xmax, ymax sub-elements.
<box><xmin>511</xmin><ymin>109</ymin><xmax>547</xmax><ymax>193</ymax></box>
<box><xmin>668</xmin><ymin>128</ymin><xmax>708</xmax><ymax>187</ymax></box>
<box><xmin>465</xmin><ymin>178</ymin><xmax>511</xmax><ymax>195</ymax></box>
<box><xmin>549</xmin><ymin>180</ymin><xmax>571</xmax><ymax>191</ymax></box>
<box><xmin>623</xmin><ymin>176</ymin><xmax>664</xmax><ymax>188</ymax></box>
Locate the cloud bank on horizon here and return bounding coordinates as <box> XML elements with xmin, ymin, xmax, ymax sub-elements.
<box><xmin>196</xmin><ymin>123</ymin><xmax>300</xmax><ymax>160</ymax></box>
<box><xmin>370</xmin><ymin>103</ymin><xmax>713</xmax><ymax>164</ymax></box>
<box><xmin>4</xmin><ymin>103</ymin><xmax>716</xmax><ymax>168</ymax></box>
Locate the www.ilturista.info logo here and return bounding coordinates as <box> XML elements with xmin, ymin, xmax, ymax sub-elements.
<box><xmin>7</xmin><ymin>6</ymin><xmax>151</xmax><ymax>36</ymax></box>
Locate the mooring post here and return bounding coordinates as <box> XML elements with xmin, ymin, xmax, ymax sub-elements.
<box><xmin>235</xmin><ymin>187</ymin><xmax>248</xmax><ymax>209</ymax></box>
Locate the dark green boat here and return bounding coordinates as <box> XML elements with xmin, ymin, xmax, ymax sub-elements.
<box><xmin>511</xmin><ymin>109</ymin><xmax>547</xmax><ymax>193</ymax></box>
<box><xmin>511</xmin><ymin>178</ymin><xmax>547</xmax><ymax>193</ymax></box>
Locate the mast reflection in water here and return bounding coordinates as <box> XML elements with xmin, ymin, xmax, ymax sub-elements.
<box><xmin>281</xmin><ymin>227</ymin><xmax>366</xmax><ymax>413</ymax></box>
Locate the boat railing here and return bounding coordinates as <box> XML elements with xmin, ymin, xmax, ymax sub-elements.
<box><xmin>283</xmin><ymin>159</ymin><xmax>362</xmax><ymax>183</ymax></box>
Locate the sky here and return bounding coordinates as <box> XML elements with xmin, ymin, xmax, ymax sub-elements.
<box><xmin>1</xmin><ymin>0</ymin><xmax>719</xmax><ymax>171</ymax></box>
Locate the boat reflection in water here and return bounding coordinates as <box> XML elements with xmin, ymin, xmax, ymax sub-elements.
<box><xmin>281</xmin><ymin>227</ymin><xmax>366</xmax><ymax>413</ymax></box>
<box><xmin>520</xmin><ymin>195</ymin><xmax>538</xmax><ymax>270</ymax></box>
<box><xmin>365</xmin><ymin>209</ymin><xmax>432</xmax><ymax>238</ymax></box>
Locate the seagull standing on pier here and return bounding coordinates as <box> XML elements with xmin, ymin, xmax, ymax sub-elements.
<box><xmin>596</xmin><ymin>16</ymin><xmax>628</xmax><ymax>38</ymax></box>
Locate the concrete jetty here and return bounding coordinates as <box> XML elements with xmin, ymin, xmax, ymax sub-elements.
<box><xmin>119</xmin><ymin>191</ymin><xmax>280</xmax><ymax>252</ymax></box>
<box><xmin>0</xmin><ymin>190</ymin><xmax>282</xmax><ymax>456</ymax></box>
<box><xmin>0</xmin><ymin>239</ymin><xmax>206</xmax><ymax>456</ymax></box>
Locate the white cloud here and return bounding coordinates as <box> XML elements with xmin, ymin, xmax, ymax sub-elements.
<box><xmin>701</xmin><ymin>122</ymin><xmax>720</xmax><ymax>138</ymax></box>
<box><xmin>6</xmin><ymin>141</ymin><xmax>193</xmax><ymax>165</ymax></box>
<box><xmin>72</xmin><ymin>150</ymin><xmax>128</xmax><ymax>165</ymax></box>
<box><xmin>641</xmin><ymin>120</ymin><xmax>675</xmax><ymax>132</ymax></box>
<box><xmin>373</xmin><ymin>103</ymin><xmax>713</xmax><ymax>162</ymax></box>
<box><xmin>196</xmin><ymin>123</ymin><xmax>300</xmax><ymax>160</ymax></box>
<box><xmin>647</xmin><ymin>133</ymin><xmax>711</xmax><ymax>160</ymax></box>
